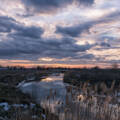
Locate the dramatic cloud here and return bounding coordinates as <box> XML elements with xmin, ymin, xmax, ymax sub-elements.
<box><xmin>56</xmin><ymin>21</ymin><xmax>93</xmax><ymax>37</ymax></box>
<box><xmin>0</xmin><ymin>16</ymin><xmax>96</xmax><ymax>61</ymax></box>
<box><xmin>55</xmin><ymin>11</ymin><xmax>120</xmax><ymax>37</ymax></box>
<box><xmin>100</xmin><ymin>42</ymin><xmax>111</xmax><ymax>47</ymax></box>
<box><xmin>0</xmin><ymin>33</ymin><xmax>95</xmax><ymax>60</ymax></box>
<box><xmin>0</xmin><ymin>0</ymin><xmax>119</xmax><ymax>67</ymax></box>
<box><xmin>77</xmin><ymin>0</ymin><xmax>94</xmax><ymax>5</ymax></box>
<box><xmin>0</xmin><ymin>16</ymin><xmax>16</xmax><ymax>33</ymax></box>
<box><xmin>0</xmin><ymin>16</ymin><xmax>44</xmax><ymax>39</ymax></box>
<box><xmin>13</xmin><ymin>26</ymin><xmax>44</xmax><ymax>39</ymax></box>
<box><xmin>21</xmin><ymin>0</ymin><xmax>94</xmax><ymax>14</ymax></box>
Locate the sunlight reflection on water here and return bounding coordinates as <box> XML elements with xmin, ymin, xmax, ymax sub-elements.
<box><xmin>20</xmin><ymin>73</ymin><xmax>69</xmax><ymax>113</ymax></box>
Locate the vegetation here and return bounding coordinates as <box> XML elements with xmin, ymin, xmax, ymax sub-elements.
<box><xmin>0</xmin><ymin>67</ymin><xmax>120</xmax><ymax>120</ymax></box>
<box><xmin>34</xmin><ymin>84</ymin><xmax>120</xmax><ymax>120</ymax></box>
<box><xmin>64</xmin><ymin>68</ymin><xmax>120</xmax><ymax>87</ymax></box>
<box><xmin>0</xmin><ymin>68</ymin><xmax>59</xmax><ymax>120</ymax></box>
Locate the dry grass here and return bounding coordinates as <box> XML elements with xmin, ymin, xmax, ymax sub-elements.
<box><xmin>40</xmin><ymin>82</ymin><xmax>120</xmax><ymax>120</ymax></box>
<box><xmin>1</xmin><ymin>83</ymin><xmax>120</xmax><ymax>120</ymax></box>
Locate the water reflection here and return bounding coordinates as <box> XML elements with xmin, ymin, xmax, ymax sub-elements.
<box><xmin>20</xmin><ymin>74</ymin><xmax>69</xmax><ymax>113</ymax></box>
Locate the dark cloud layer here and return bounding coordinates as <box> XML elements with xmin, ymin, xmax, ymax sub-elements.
<box><xmin>56</xmin><ymin>21</ymin><xmax>93</xmax><ymax>37</ymax></box>
<box><xmin>13</xmin><ymin>26</ymin><xmax>44</xmax><ymax>39</ymax></box>
<box><xmin>0</xmin><ymin>16</ymin><xmax>44</xmax><ymax>39</ymax></box>
<box><xmin>77</xmin><ymin>0</ymin><xmax>94</xmax><ymax>5</ymax></box>
<box><xmin>0</xmin><ymin>16</ymin><xmax>95</xmax><ymax>60</ymax></box>
<box><xmin>0</xmin><ymin>11</ymin><xmax>118</xmax><ymax>62</ymax></box>
<box><xmin>0</xmin><ymin>35</ymin><xmax>94</xmax><ymax>60</ymax></box>
<box><xmin>100</xmin><ymin>42</ymin><xmax>111</xmax><ymax>47</ymax></box>
<box><xmin>21</xmin><ymin>0</ymin><xmax>94</xmax><ymax>14</ymax></box>
<box><xmin>0</xmin><ymin>16</ymin><xmax>16</xmax><ymax>33</ymax></box>
<box><xmin>56</xmin><ymin>11</ymin><xmax>120</xmax><ymax>37</ymax></box>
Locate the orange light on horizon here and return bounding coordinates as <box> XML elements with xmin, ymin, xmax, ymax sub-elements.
<box><xmin>0</xmin><ymin>59</ymin><xmax>119</xmax><ymax>69</ymax></box>
<box><xmin>0</xmin><ymin>63</ymin><xmax>107</xmax><ymax>69</ymax></box>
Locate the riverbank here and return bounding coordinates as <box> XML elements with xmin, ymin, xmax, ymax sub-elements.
<box><xmin>0</xmin><ymin>69</ymin><xmax>59</xmax><ymax>120</ymax></box>
<box><xmin>64</xmin><ymin>68</ymin><xmax>120</xmax><ymax>89</ymax></box>
<box><xmin>63</xmin><ymin>69</ymin><xmax>120</xmax><ymax>104</ymax></box>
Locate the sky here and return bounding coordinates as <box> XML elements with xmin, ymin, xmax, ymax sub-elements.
<box><xmin>0</xmin><ymin>0</ymin><xmax>120</xmax><ymax>68</ymax></box>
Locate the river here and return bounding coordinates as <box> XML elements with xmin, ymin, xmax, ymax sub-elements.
<box><xmin>19</xmin><ymin>73</ymin><xmax>71</xmax><ymax>116</ymax></box>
